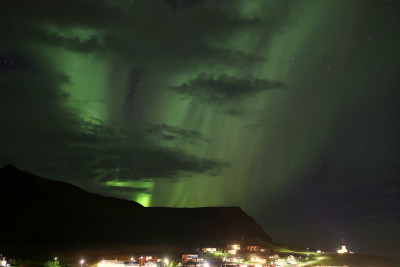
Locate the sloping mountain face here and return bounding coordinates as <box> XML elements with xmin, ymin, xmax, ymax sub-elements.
<box><xmin>148</xmin><ymin>207</ymin><xmax>272</xmax><ymax>246</ymax></box>
<box><xmin>0</xmin><ymin>165</ymin><xmax>272</xmax><ymax>252</ymax></box>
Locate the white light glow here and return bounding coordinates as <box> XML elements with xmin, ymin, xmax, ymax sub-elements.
<box><xmin>337</xmin><ymin>245</ymin><xmax>348</xmax><ymax>254</ymax></box>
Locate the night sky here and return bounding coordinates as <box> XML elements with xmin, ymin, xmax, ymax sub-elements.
<box><xmin>1</xmin><ymin>0</ymin><xmax>399</xmax><ymax>258</ymax></box>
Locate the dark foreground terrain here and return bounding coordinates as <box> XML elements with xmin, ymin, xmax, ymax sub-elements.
<box><xmin>315</xmin><ymin>253</ymin><xmax>400</xmax><ymax>267</ymax></box>
<box><xmin>1</xmin><ymin>165</ymin><xmax>399</xmax><ymax>267</ymax></box>
<box><xmin>0</xmin><ymin>165</ymin><xmax>272</xmax><ymax>259</ymax></box>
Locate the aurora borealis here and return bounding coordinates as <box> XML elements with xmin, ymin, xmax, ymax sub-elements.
<box><xmin>1</xmin><ymin>0</ymin><xmax>399</xmax><ymax>258</ymax></box>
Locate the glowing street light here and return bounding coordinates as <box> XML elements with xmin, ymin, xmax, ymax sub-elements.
<box><xmin>164</xmin><ymin>258</ymin><xmax>169</xmax><ymax>267</ymax></box>
<box><xmin>80</xmin><ymin>259</ymin><xmax>85</xmax><ymax>267</ymax></box>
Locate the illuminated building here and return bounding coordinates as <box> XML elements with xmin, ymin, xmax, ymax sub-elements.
<box><xmin>202</xmin><ymin>248</ymin><xmax>217</xmax><ymax>253</ymax></box>
<box><xmin>249</xmin><ymin>256</ymin><xmax>266</xmax><ymax>264</ymax></box>
<box><xmin>223</xmin><ymin>255</ymin><xmax>244</xmax><ymax>263</ymax></box>
<box><xmin>227</xmin><ymin>244</ymin><xmax>240</xmax><ymax>250</ymax></box>
<box><xmin>337</xmin><ymin>240</ymin><xmax>348</xmax><ymax>254</ymax></box>
<box><xmin>1</xmin><ymin>255</ymin><xmax>7</xmax><ymax>267</ymax></box>
<box><xmin>226</xmin><ymin>244</ymin><xmax>240</xmax><ymax>255</ymax></box>
<box><xmin>181</xmin><ymin>254</ymin><xmax>199</xmax><ymax>263</ymax></box>
<box><xmin>227</xmin><ymin>250</ymin><xmax>237</xmax><ymax>255</ymax></box>
<box><xmin>286</xmin><ymin>255</ymin><xmax>297</xmax><ymax>265</ymax></box>
<box><xmin>246</xmin><ymin>246</ymin><xmax>260</xmax><ymax>251</ymax></box>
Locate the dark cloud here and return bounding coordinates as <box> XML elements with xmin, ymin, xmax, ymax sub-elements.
<box><xmin>1</xmin><ymin>117</ymin><xmax>227</xmax><ymax>184</ymax></box>
<box><xmin>143</xmin><ymin>123</ymin><xmax>210</xmax><ymax>144</ymax></box>
<box><xmin>162</xmin><ymin>0</ymin><xmax>207</xmax><ymax>9</ymax></box>
<box><xmin>92</xmin><ymin>146</ymin><xmax>227</xmax><ymax>182</ymax></box>
<box><xmin>1</xmin><ymin>0</ymin><xmax>245</xmax><ymax>198</ymax></box>
<box><xmin>96</xmin><ymin>184</ymin><xmax>152</xmax><ymax>194</ymax></box>
<box><xmin>0</xmin><ymin>0</ymin><xmax>289</xmax><ymax>72</ymax></box>
<box><xmin>222</xmin><ymin>108</ymin><xmax>254</xmax><ymax>117</ymax></box>
<box><xmin>32</xmin><ymin>29</ymin><xmax>102</xmax><ymax>53</ymax></box>
<box><xmin>0</xmin><ymin>50</ymin><xmax>227</xmax><ymax>187</ymax></box>
<box><xmin>171</xmin><ymin>73</ymin><xmax>286</xmax><ymax>104</ymax></box>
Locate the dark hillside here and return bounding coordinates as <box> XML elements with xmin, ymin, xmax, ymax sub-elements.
<box><xmin>0</xmin><ymin>165</ymin><xmax>272</xmax><ymax>255</ymax></box>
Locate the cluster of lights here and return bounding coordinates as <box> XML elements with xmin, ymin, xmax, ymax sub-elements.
<box><xmin>231</xmin><ymin>245</ymin><xmax>240</xmax><ymax>250</ymax></box>
<box><xmin>228</xmin><ymin>250</ymin><xmax>237</xmax><ymax>255</ymax></box>
<box><xmin>227</xmin><ymin>244</ymin><xmax>241</xmax><ymax>255</ymax></box>
<box><xmin>202</xmin><ymin>248</ymin><xmax>217</xmax><ymax>253</ymax></box>
<box><xmin>10</xmin><ymin>245</ymin><xmax>347</xmax><ymax>267</ymax></box>
<box><xmin>50</xmin><ymin>244</ymin><xmax>333</xmax><ymax>267</ymax></box>
<box><xmin>250</xmin><ymin>257</ymin><xmax>266</xmax><ymax>264</ymax></box>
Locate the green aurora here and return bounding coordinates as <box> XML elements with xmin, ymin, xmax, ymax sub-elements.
<box><xmin>1</xmin><ymin>0</ymin><xmax>399</xmax><ymax>258</ymax></box>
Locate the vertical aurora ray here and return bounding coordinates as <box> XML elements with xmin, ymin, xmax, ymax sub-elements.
<box><xmin>50</xmin><ymin>49</ymin><xmax>109</xmax><ymax>123</ymax></box>
<box><xmin>38</xmin><ymin>27</ymin><xmax>156</xmax><ymax>204</ymax></box>
<box><xmin>42</xmin><ymin>25</ymin><xmax>110</xmax><ymax>125</ymax></box>
<box><xmin>149</xmin><ymin>0</ymin><xmax>349</xmax><ymax>212</ymax></box>
<box><xmin>52</xmin><ymin>49</ymin><xmax>156</xmax><ymax>204</ymax></box>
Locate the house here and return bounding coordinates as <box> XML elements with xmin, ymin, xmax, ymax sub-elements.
<box><xmin>0</xmin><ymin>254</ymin><xmax>7</xmax><ymax>267</ymax></box>
<box><xmin>181</xmin><ymin>254</ymin><xmax>199</xmax><ymax>263</ymax></box>
<box><xmin>337</xmin><ymin>240</ymin><xmax>348</xmax><ymax>254</ymax></box>
<box><xmin>226</xmin><ymin>244</ymin><xmax>240</xmax><ymax>255</ymax></box>
<box><xmin>246</xmin><ymin>246</ymin><xmax>260</xmax><ymax>251</ymax></box>
<box><xmin>227</xmin><ymin>244</ymin><xmax>240</xmax><ymax>250</ymax></box>
<box><xmin>202</xmin><ymin>248</ymin><xmax>217</xmax><ymax>253</ymax></box>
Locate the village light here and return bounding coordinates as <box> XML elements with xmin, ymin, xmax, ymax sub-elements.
<box><xmin>80</xmin><ymin>259</ymin><xmax>85</xmax><ymax>267</ymax></box>
<box><xmin>337</xmin><ymin>239</ymin><xmax>348</xmax><ymax>254</ymax></box>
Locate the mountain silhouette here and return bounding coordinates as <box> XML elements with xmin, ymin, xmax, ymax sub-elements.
<box><xmin>0</xmin><ymin>165</ymin><xmax>272</xmax><ymax>254</ymax></box>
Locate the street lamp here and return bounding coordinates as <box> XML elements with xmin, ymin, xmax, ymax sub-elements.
<box><xmin>164</xmin><ymin>258</ymin><xmax>169</xmax><ymax>267</ymax></box>
<box><xmin>80</xmin><ymin>259</ymin><xmax>85</xmax><ymax>267</ymax></box>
